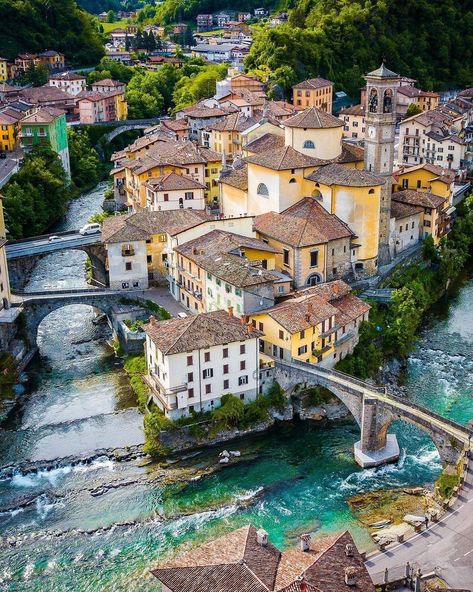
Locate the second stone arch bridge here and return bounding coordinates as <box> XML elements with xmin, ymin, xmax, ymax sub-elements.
<box><xmin>274</xmin><ymin>359</ymin><xmax>471</xmax><ymax>468</ymax></box>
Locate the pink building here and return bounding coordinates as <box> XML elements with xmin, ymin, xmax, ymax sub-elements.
<box><xmin>78</xmin><ymin>92</ymin><xmax>121</xmax><ymax>124</ymax></box>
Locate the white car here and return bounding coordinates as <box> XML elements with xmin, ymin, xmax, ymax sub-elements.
<box><xmin>79</xmin><ymin>223</ymin><xmax>101</xmax><ymax>235</ymax></box>
<box><xmin>48</xmin><ymin>235</ymin><xmax>63</xmax><ymax>242</ymax></box>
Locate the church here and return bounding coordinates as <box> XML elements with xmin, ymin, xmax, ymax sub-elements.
<box><xmin>220</xmin><ymin>64</ymin><xmax>401</xmax><ymax>278</ymax></box>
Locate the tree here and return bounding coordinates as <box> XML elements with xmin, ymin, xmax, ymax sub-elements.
<box><xmin>212</xmin><ymin>394</ymin><xmax>244</xmax><ymax>428</ymax></box>
<box><xmin>68</xmin><ymin>129</ymin><xmax>102</xmax><ymax>192</ymax></box>
<box><xmin>106</xmin><ymin>9</ymin><xmax>116</xmax><ymax>23</ymax></box>
<box><xmin>126</xmin><ymin>71</ymin><xmax>165</xmax><ymax>117</ymax></box>
<box><xmin>22</xmin><ymin>62</ymin><xmax>48</xmax><ymax>87</ymax></box>
<box><xmin>2</xmin><ymin>147</ymin><xmax>71</xmax><ymax>239</ymax></box>
<box><xmin>406</xmin><ymin>103</ymin><xmax>423</xmax><ymax>117</ymax></box>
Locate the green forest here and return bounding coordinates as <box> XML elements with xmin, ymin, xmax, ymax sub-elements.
<box><xmin>0</xmin><ymin>0</ymin><xmax>104</xmax><ymax>66</ymax></box>
<box><xmin>245</xmin><ymin>0</ymin><xmax>473</xmax><ymax>97</ymax></box>
<box><xmin>77</xmin><ymin>0</ymin><xmax>145</xmax><ymax>12</ymax></box>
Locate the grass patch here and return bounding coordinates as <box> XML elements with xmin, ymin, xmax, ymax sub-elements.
<box><xmin>436</xmin><ymin>464</ymin><xmax>461</xmax><ymax>498</ymax></box>
<box><xmin>102</xmin><ymin>19</ymin><xmax>130</xmax><ymax>33</ymax></box>
<box><xmin>123</xmin><ymin>319</ymin><xmax>145</xmax><ymax>332</ymax></box>
<box><xmin>123</xmin><ymin>354</ymin><xmax>149</xmax><ymax>412</ymax></box>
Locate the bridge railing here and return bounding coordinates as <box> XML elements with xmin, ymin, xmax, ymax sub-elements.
<box><xmin>281</xmin><ymin>358</ymin><xmax>386</xmax><ymax>393</ymax></box>
<box><xmin>6</xmin><ymin>230</ymin><xmax>78</xmax><ymax>245</ymax></box>
<box><xmin>13</xmin><ymin>288</ymin><xmax>146</xmax><ymax>297</ymax></box>
<box><xmin>386</xmin><ymin>392</ymin><xmax>472</xmax><ymax>437</ymax></box>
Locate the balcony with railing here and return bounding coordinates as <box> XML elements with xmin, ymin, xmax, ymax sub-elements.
<box><xmin>144</xmin><ymin>372</ymin><xmax>187</xmax><ymax>411</ymax></box>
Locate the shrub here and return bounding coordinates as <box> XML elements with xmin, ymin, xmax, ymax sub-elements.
<box><xmin>266</xmin><ymin>381</ymin><xmax>286</xmax><ymax>411</ymax></box>
<box><xmin>143</xmin><ymin>410</ymin><xmax>172</xmax><ymax>457</ymax></box>
<box><xmin>124</xmin><ymin>355</ymin><xmax>149</xmax><ymax>411</ymax></box>
<box><xmin>304</xmin><ymin>386</ymin><xmax>333</xmax><ymax>407</ymax></box>
<box><xmin>211</xmin><ymin>393</ymin><xmax>244</xmax><ymax>428</ymax></box>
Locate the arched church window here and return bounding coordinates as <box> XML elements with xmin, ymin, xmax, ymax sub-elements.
<box><xmin>383</xmin><ymin>89</ymin><xmax>393</xmax><ymax>113</ymax></box>
<box><xmin>303</xmin><ymin>140</ymin><xmax>315</xmax><ymax>149</ymax></box>
<box><xmin>257</xmin><ymin>183</ymin><xmax>269</xmax><ymax>196</ymax></box>
<box><xmin>289</xmin><ymin>178</ymin><xmax>297</xmax><ymax>184</ymax></box>
<box><xmin>368</xmin><ymin>188</ymin><xmax>375</xmax><ymax>194</ymax></box>
<box><xmin>369</xmin><ymin>89</ymin><xmax>378</xmax><ymax>113</ymax></box>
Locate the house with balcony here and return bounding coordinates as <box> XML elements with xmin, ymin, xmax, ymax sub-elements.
<box><xmin>250</xmin><ymin>280</ymin><xmax>370</xmax><ymax>368</ymax></box>
<box><xmin>20</xmin><ymin>106</ymin><xmax>70</xmax><ymax>178</ymax></box>
<box><xmin>144</xmin><ymin>310</ymin><xmax>262</xmax><ymax>419</ymax></box>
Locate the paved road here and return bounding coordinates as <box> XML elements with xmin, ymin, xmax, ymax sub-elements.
<box><xmin>366</xmin><ymin>460</ymin><xmax>473</xmax><ymax>588</ymax></box>
<box><xmin>6</xmin><ymin>232</ymin><xmax>101</xmax><ymax>258</ymax></box>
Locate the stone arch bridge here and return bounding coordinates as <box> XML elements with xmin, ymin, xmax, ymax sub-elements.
<box><xmin>75</xmin><ymin>118</ymin><xmax>162</xmax><ymax>144</ymax></box>
<box><xmin>6</xmin><ymin>231</ymin><xmax>108</xmax><ymax>290</ymax></box>
<box><xmin>16</xmin><ymin>289</ymin><xmax>145</xmax><ymax>347</ymax></box>
<box><xmin>274</xmin><ymin>360</ymin><xmax>471</xmax><ymax>468</ymax></box>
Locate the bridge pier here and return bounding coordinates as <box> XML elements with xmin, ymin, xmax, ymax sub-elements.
<box><xmin>355</xmin><ymin>397</ymin><xmax>400</xmax><ymax>468</ymax></box>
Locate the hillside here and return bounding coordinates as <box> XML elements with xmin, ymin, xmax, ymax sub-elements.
<box><xmin>76</xmin><ymin>0</ymin><xmax>145</xmax><ymax>14</ymax></box>
<box><xmin>0</xmin><ymin>0</ymin><xmax>104</xmax><ymax>66</ymax></box>
<box><xmin>245</xmin><ymin>0</ymin><xmax>473</xmax><ymax>97</ymax></box>
<box><xmin>154</xmin><ymin>0</ymin><xmax>278</xmax><ymax>25</ymax></box>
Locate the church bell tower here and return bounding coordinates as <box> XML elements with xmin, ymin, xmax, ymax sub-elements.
<box><xmin>364</xmin><ymin>63</ymin><xmax>400</xmax><ymax>265</ymax></box>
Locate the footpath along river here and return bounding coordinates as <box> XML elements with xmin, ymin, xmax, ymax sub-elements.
<box><xmin>0</xmin><ymin>183</ymin><xmax>473</xmax><ymax>591</ymax></box>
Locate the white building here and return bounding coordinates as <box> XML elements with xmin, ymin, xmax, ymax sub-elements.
<box><xmin>338</xmin><ymin>104</ymin><xmax>365</xmax><ymax>139</ymax></box>
<box><xmin>144</xmin><ymin>172</ymin><xmax>206</xmax><ymax>211</ymax></box>
<box><xmin>398</xmin><ymin>109</ymin><xmax>467</xmax><ymax>171</ymax></box>
<box><xmin>389</xmin><ymin>201</ymin><xmax>422</xmax><ymax>257</ymax></box>
<box><xmin>49</xmin><ymin>71</ymin><xmax>86</xmax><ymax>96</ymax></box>
<box><xmin>106</xmin><ymin>239</ymin><xmax>149</xmax><ymax>290</ymax></box>
<box><xmin>144</xmin><ymin>309</ymin><xmax>262</xmax><ymax>419</ymax></box>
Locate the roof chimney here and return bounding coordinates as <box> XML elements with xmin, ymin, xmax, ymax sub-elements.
<box><xmin>247</xmin><ymin>323</ymin><xmax>254</xmax><ymax>333</ymax></box>
<box><xmin>300</xmin><ymin>533</ymin><xmax>311</xmax><ymax>552</ymax></box>
<box><xmin>240</xmin><ymin>315</ymin><xmax>249</xmax><ymax>325</ymax></box>
<box><xmin>345</xmin><ymin>543</ymin><xmax>354</xmax><ymax>557</ymax></box>
<box><xmin>305</xmin><ymin>313</ymin><xmax>311</xmax><ymax>323</ymax></box>
<box><xmin>256</xmin><ymin>528</ymin><xmax>268</xmax><ymax>546</ymax></box>
<box><xmin>228</xmin><ymin>306</ymin><xmax>234</xmax><ymax>317</ymax></box>
<box><xmin>344</xmin><ymin>567</ymin><xmax>357</xmax><ymax>587</ymax></box>
<box><xmin>149</xmin><ymin>315</ymin><xmax>156</xmax><ymax>326</ymax></box>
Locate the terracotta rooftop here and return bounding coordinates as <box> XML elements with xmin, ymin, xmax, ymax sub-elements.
<box><xmin>186</xmin><ymin>107</ymin><xmax>229</xmax><ymax>119</ymax></box>
<box><xmin>243</xmin><ymin>132</ymin><xmax>285</xmax><ymax>154</ymax></box>
<box><xmin>245</xmin><ymin>145</ymin><xmax>321</xmax><ymax>170</ymax></box>
<box><xmin>207</xmin><ymin>112</ymin><xmax>259</xmax><ymax>132</ymax></box>
<box><xmin>254</xmin><ymin>198</ymin><xmax>354</xmax><ymax>247</ymax></box>
<box><xmin>152</xmin><ymin>524</ymin><xmax>374</xmax><ymax>592</ymax></box>
<box><xmin>50</xmin><ymin>71</ymin><xmax>86</xmax><ymax>81</ymax></box>
<box><xmin>19</xmin><ymin>85</ymin><xmax>73</xmax><ymax>103</ymax></box>
<box><xmin>144</xmin><ymin>311</ymin><xmax>262</xmax><ymax>355</ymax></box>
<box><xmin>21</xmin><ymin>106</ymin><xmax>64</xmax><ymax>124</ymax></box>
<box><xmin>292</xmin><ymin>77</ymin><xmax>333</xmax><ymax>90</ymax></box>
<box><xmin>394</xmin><ymin>163</ymin><xmax>456</xmax><ymax>184</ymax></box>
<box><xmin>220</xmin><ymin>162</ymin><xmax>248</xmax><ymax>191</ymax></box>
<box><xmin>101</xmin><ymin>210</ymin><xmax>210</xmax><ymax>243</ymax></box>
<box><xmin>307</xmin><ymin>164</ymin><xmax>384</xmax><ymax>187</ymax></box>
<box><xmin>392</xmin><ymin>189</ymin><xmax>446</xmax><ymax>210</ymax></box>
<box><xmin>338</xmin><ymin>104</ymin><xmax>364</xmax><ymax>117</ymax></box>
<box><xmin>144</xmin><ymin>172</ymin><xmax>205</xmax><ymax>192</ymax></box>
<box><xmin>92</xmin><ymin>78</ymin><xmax>124</xmax><ymax>87</ymax></box>
<box><xmin>390</xmin><ymin>200</ymin><xmax>423</xmax><ymax>220</ymax></box>
<box><xmin>175</xmin><ymin>229</ymin><xmax>281</xmax><ymax>288</ymax></box>
<box><xmin>124</xmin><ymin>140</ymin><xmax>221</xmax><ymax>173</ymax></box>
<box><xmin>283</xmin><ymin>107</ymin><xmax>343</xmax><ymax>130</ymax></box>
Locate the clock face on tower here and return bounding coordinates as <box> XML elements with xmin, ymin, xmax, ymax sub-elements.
<box><xmin>368</xmin><ymin>126</ymin><xmax>376</xmax><ymax>139</ymax></box>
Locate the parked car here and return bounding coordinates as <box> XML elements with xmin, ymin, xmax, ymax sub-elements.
<box><xmin>48</xmin><ymin>235</ymin><xmax>63</xmax><ymax>242</ymax></box>
<box><xmin>0</xmin><ymin>152</ymin><xmax>6</xmax><ymax>159</ymax></box>
<box><xmin>79</xmin><ymin>223</ymin><xmax>101</xmax><ymax>235</ymax></box>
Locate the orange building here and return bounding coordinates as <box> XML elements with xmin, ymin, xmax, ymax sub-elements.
<box><xmin>292</xmin><ymin>77</ymin><xmax>333</xmax><ymax>113</ymax></box>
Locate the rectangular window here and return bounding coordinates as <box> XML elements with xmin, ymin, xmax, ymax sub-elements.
<box><xmin>187</xmin><ymin>372</ymin><xmax>193</xmax><ymax>382</ymax></box>
<box><xmin>188</xmin><ymin>388</ymin><xmax>194</xmax><ymax>398</ymax></box>
<box><xmin>240</xmin><ymin>344</ymin><xmax>245</xmax><ymax>354</ymax></box>
<box><xmin>185</xmin><ymin>191</ymin><xmax>194</xmax><ymax>200</ymax></box>
<box><xmin>283</xmin><ymin>249</ymin><xmax>290</xmax><ymax>266</ymax></box>
<box><xmin>310</xmin><ymin>250</ymin><xmax>318</xmax><ymax>267</ymax></box>
<box><xmin>235</xmin><ymin>288</ymin><xmax>242</xmax><ymax>296</ymax></box>
<box><xmin>204</xmin><ymin>352</ymin><xmax>210</xmax><ymax>362</ymax></box>
<box><xmin>205</xmin><ymin>384</ymin><xmax>211</xmax><ymax>394</ymax></box>
<box><xmin>187</xmin><ymin>355</ymin><xmax>193</xmax><ymax>366</ymax></box>
<box><xmin>223</xmin><ymin>347</ymin><xmax>228</xmax><ymax>358</ymax></box>
<box><xmin>279</xmin><ymin>330</ymin><xmax>284</xmax><ymax>340</ymax></box>
<box><xmin>223</xmin><ymin>364</ymin><xmax>229</xmax><ymax>374</ymax></box>
<box><xmin>223</xmin><ymin>379</ymin><xmax>229</xmax><ymax>389</ymax></box>
<box><xmin>240</xmin><ymin>360</ymin><xmax>246</xmax><ymax>370</ymax></box>
<box><xmin>163</xmin><ymin>193</ymin><xmax>169</xmax><ymax>202</ymax></box>
<box><xmin>258</xmin><ymin>322</ymin><xmax>263</xmax><ymax>331</ymax></box>
<box><xmin>125</xmin><ymin>262</ymin><xmax>132</xmax><ymax>270</ymax></box>
<box><xmin>300</xmin><ymin>329</ymin><xmax>305</xmax><ymax>339</ymax></box>
<box><xmin>238</xmin><ymin>375</ymin><xmax>248</xmax><ymax>386</ymax></box>
<box><xmin>203</xmin><ymin>368</ymin><xmax>213</xmax><ymax>379</ymax></box>
<box><xmin>298</xmin><ymin>345</ymin><xmax>307</xmax><ymax>355</ymax></box>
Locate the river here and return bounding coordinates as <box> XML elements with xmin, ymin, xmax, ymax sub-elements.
<box><xmin>0</xmin><ymin>185</ymin><xmax>472</xmax><ymax>591</ymax></box>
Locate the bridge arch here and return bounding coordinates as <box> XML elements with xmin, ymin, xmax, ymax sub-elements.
<box><xmin>377</xmin><ymin>409</ymin><xmax>465</xmax><ymax>467</ymax></box>
<box><xmin>21</xmin><ymin>292</ymin><xmax>128</xmax><ymax>348</ymax></box>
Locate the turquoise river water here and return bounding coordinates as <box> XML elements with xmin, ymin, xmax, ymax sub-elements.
<box><xmin>0</xmin><ymin>184</ymin><xmax>472</xmax><ymax>591</ymax></box>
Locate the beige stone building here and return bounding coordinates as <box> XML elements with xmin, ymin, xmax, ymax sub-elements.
<box><xmin>338</xmin><ymin>104</ymin><xmax>365</xmax><ymax>139</ymax></box>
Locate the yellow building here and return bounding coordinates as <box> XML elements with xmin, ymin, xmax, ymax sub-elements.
<box><xmin>113</xmin><ymin>139</ymin><xmax>222</xmax><ymax>209</ymax></box>
<box><xmin>292</xmin><ymin>78</ymin><xmax>333</xmax><ymax>113</ymax></box>
<box><xmin>254</xmin><ymin>197</ymin><xmax>355</xmax><ymax>287</ymax></box>
<box><xmin>208</xmin><ymin>112</ymin><xmax>257</xmax><ymax>161</ymax></box>
<box><xmin>0</xmin><ymin>110</ymin><xmax>22</xmax><ymax>152</ymax></box>
<box><xmin>394</xmin><ymin>163</ymin><xmax>454</xmax><ymax>203</ymax></box>
<box><xmin>0</xmin><ymin>58</ymin><xmax>8</xmax><ymax>82</ymax></box>
<box><xmin>250</xmin><ymin>280</ymin><xmax>370</xmax><ymax>368</ymax></box>
<box><xmin>115</xmin><ymin>92</ymin><xmax>128</xmax><ymax>120</ymax></box>
<box><xmin>307</xmin><ymin>164</ymin><xmax>384</xmax><ymax>270</ymax></box>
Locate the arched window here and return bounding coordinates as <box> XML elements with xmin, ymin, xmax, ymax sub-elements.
<box><xmin>369</xmin><ymin>89</ymin><xmax>378</xmax><ymax>113</ymax></box>
<box><xmin>303</xmin><ymin>140</ymin><xmax>315</xmax><ymax>149</ymax></box>
<box><xmin>368</xmin><ymin>188</ymin><xmax>375</xmax><ymax>194</ymax></box>
<box><xmin>311</xmin><ymin>189</ymin><xmax>322</xmax><ymax>199</ymax></box>
<box><xmin>306</xmin><ymin>273</ymin><xmax>322</xmax><ymax>286</ymax></box>
<box><xmin>289</xmin><ymin>178</ymin><xmax>297</xmax><ymax>184</ymax></box>
<box><xmin>383</xmin><ymin>89</ymin><xmax>393</xmax><ymax>113</ymax></box>
<box><xmin>257</xmin><ymin>183</ymin><xmax>269</xmax><ymax>196</ymax></box>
